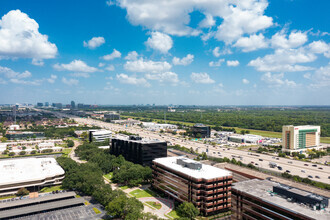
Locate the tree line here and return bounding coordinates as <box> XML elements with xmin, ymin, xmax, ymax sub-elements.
<box><xmin>121</xmin><ymin>109</ymin><xmax>330</xmax><ymax>137</ymax></box>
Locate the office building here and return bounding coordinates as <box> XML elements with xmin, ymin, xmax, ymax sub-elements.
<box><xmin>37</xmin><ymin>102</ymin><xmax>43</xmax><ymax>107</ymax></box>
<box><xmin>231</xmin><ymin>179</ymin><xmax>329</xmax><ymax>220</ymax></box>
<box><xmin>6</xmin><ymin>131</ymin><xmax>45</xmax><ymax>140</ymax></box>
<box><xmin>45</xmin><ymin>102</ymin><xmax>49</xmax><ymax>107</ymax></box>
<box><xmin>228</xmin><ymin>134</ymin><xmax>263</xmax><ymax>144</ymax></box>
<box><xmin>89</xmin><ymin>129</ymin><xmax>112</xmax><ymax>142</ymax></box>
<box><xmin>0</xmin><ymin>158</ymin><xmax>65</xmax><ymax>196</ymax></box>
<box><xmin>104</xmin><ymin>113</ymin><xmax>120</xmax><ymax>121</ymax></box>
<box><xmin>52</xmin><ymin>103</ymin><xmax>63</xmax><ymax>109</ymax></box>
<box><xmin>192</xmin><ymin>123</ymin><xmax>211</xmax><ymax>138</ymax></box>
<box><xmin>282</xmin><ymin>125</ymin><xmax>321</xmax><ymax>152</ymax></box>
<box><xmin>152</xmin><ymin>157</ymin><xmax>232</xmax><ymax>216</ymax></box>
<box><xmin>71</xmin><ymin>101</ymin><xmax>75</xmax><ymax>109</ymax></box>
<box><xmin>110</xmin><ymin>136</ymin><xmax>167</xmax><ymax>166</ymax></box>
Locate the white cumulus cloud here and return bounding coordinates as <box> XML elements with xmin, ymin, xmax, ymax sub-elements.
<box><xmin>83</xmin><ymin>37</ymin><xmax>105</xmax><ymax>49</ymax></box>
<box><xmin>145</xmin><ymin>72</ymin><xmax>179</xmax><ymax>85</ymax></box>
<box><xmin>261</xmin><ymin>72</ymin><xmax>296</xmax><ymax>87</ymax></box>
<box><xmin>101</xmin><ymin>49</ymin><xmax>121</xmax><ymax>60</ymax></box>
<box><xmin>172</xmin><ymin>54</ymin><xmax>194</xmax><ymax>66</ymax></box>
<box><xmin>53</xmin><ymin>60</ymin><xmax>99</xmax><ymax>73</ymax></box>
<box><xmin>62</xmin><ymin>77</ymin><xmax>79</xmax><ymax>86</ymax></box>
<box><xmin>116</xmin><ymin>73</ymin><xmax>150</xmax><ymax>87</ymax></box>
<box><xmin>248</xmin><ymin>48</ymin><xmax>316</xmax><ymax>72</ymax></box>
<box><xmin>190</xmin><ymin>72</ymin><xmax>215</xmax><ymax>84</ymax></box>
<box><xmin>124</xmin><ymin>58</ymin><xmax>171</xmax><ymax>73</ymax></box>
<box><xmin>227</xmin><ymin>60</ymin><xmax>239</xmax><ymax>67</ymax></box>
<box><xmin>113</xmin><ymin>0</ymin><xmax>273</xmax><ymax>43</ymax></box>
<box><xmin>271</xmin><ymin>31</ymin><xmax>308</xmax><ymax>49</ymax></box>
<box><xmin>145</xmin><ymin>32</ymin><xmax>173</xmax><ymax>54</ymax></box>
<box><xmin>125</xmin><ymin>51</ymin><xmax>139</xmax><ymax>60</ymax></box>
<box><xmin>234</xmin><ymin>33</ymin><xmax>268</xmax><ymax>52</ymax></box>
<box><xmin>242</xmin><ymin>78</ymin><xmax>249</xmax><ymax>84</ymax></box>
<box><xmin>209</xmin><ymin>59</ymin><xmax>225</xmax><ymax>67</ymax></box>
<box><xmin>0</xmin><ymin>10</ymin><xmax>57</xmax><ymax>60</ymax></box>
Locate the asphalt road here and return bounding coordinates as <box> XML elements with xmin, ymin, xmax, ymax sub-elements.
<box><xmin>44</xmin><ymin>110</ymin><xmax>330</xmax><ymax>185</ymax></box>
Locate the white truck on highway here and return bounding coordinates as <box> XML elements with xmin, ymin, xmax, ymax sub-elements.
<box><xmin>269</xmin><ymin>162</ymin><xmax>277</xmax><ymax>168</ymax></box>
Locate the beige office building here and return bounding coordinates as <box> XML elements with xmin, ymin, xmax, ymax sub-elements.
<box><xmin>282</xmin><ymin>125</ymin><xmax>321</xmax><ymax>152</ymax></box>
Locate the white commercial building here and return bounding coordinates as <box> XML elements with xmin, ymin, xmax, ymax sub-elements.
<box><xmin>89</xmin><ymin>129</ymin><xmax>112</xmax><ymax>142</ymax></box>
<box><xmin>0</xmin><ymin>158</ymin><xmax>65</xmax><ymax>196</ymax></box>
<box><xmin>228</xmin><ymin>134</ymin><xmax>263</xmax><ymax>144</ymax></box>
<box><xmin>282</xmin><ymin>125</ymin><xmax>321</xmax><ymax>152</ymax></box>
<box><xmin>9</xmin><ymin>125</ymin><xmax>20</xmax><ymax>130</ymax></box>
<box><xmin>142</xmin><ymin>122</ymin><xmax>178</xmax><ymax>131</ymax></box>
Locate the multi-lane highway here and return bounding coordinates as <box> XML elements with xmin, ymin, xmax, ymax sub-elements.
<box><xmin>45</xmin><ymin>110</ymin><xmax>330</xmax><ymax>185</ymax></box>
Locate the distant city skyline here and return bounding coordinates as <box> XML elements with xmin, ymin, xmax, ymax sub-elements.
<box><xmin>0</xmin><ymin>0</ymin><xmax>329</xmax><ymax>105</ymax></box>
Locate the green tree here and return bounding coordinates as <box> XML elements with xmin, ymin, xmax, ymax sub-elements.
<box><xmin>9</xmin><ymin>152</ymin><xmax>15</xmax><ymax>156</ymax></box>
<box><xmin>176</xmin><ymin>202</ymin><xmax>200</xmax><ymax>219</ymax></box>
<box><xmin>19</xmin><ymin>151</ymin><xmax>26</xmax><ymax>155</ymax></box>
<box><xmin>0</xmin><ymin>137</ymin><xmax>8</xmax><ymax>142</ymax></box>
<box><xmin>106</xmin><ymin>195</ymin><xmax>144</xmax><ymax>220</ymax></box>
<box><xmin>201</xmin><ymin>152</ymin><xmax>208</xmax><ymax>160</ymax></box>
<box><xmin>16</xmin><ymin>188</ymin><xmax>29</xmax><ymax>196</ymax></box>
<box><xmin>67</xmin><ymin>140</ymin><xmax>74</xmax><ymax>147</ymax></box>
<box><xmin>31</xmin><ymin>150</ymin><xmax>37</xmax><ymax>154</ymax></box>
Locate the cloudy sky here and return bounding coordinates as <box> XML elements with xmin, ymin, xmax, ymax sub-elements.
<box><xmin>0</xmin><ymin>0</ymin><xmax>329</xmax><ymax>105</ymax></box>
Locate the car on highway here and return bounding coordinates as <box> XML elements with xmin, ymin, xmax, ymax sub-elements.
<box><xmin>308</xmin><ymin>175</ymin><xmax>313</xmax><ymax>178</ymax></box>
<box><xmin>278</xmin><ymin>166</ymin><xmax>282</xmax><ymax>170</ymax></box>
<box><xmin>301</xmin><ymin>170</ymin><xmax>305</xmax><ymax>173</ymax></box>
<box><xmin>304</xmin><ymin>164</ymin><xmax>308</xmax><ymax>166</ymax></box>
<box><xmin>318</xmin><ymin>167</ymin><xmax>323</xmax><ymax>170</ymax></box>
<box><xmin>315</xmin><ymin>176</ymin><xmax>320</xmax><ymax>179</ymax></box>
<box><xmin>287</xmin><ymin>161</ymin><xmax>292</xmax><ymax>164</ymax></box>
<box><xmin>259</xmin><ymin>159</ymin><xmax>263</xmax><ymax>161</ymax></box>
<box><xmin>285</xmin><ymin>170</ymin><xmax>290</xmax><ymax>173</ymax></box>
<box><xmin>312</xmin><ymin>164</ymin><xmax>317</xmax><ymax>167</ymax></box>
<box><xmin>276</xmin><ymin>158</ymin><xmax>279</xmax><ymax>160</ymax></box>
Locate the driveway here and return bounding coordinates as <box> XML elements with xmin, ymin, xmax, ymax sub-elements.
<box><xmin>138</xmin><ymin>197</ymin><xmax>174</xmax><ymax>219</ymax></box>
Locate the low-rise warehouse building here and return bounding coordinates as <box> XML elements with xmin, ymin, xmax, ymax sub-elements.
<box><xmin>0</xmin><ymin>157</ymin><xmax>65</xmax><ymax>196</ymax></box>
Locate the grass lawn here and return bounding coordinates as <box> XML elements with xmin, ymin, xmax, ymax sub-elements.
<box><xmin>40</xmin><ymin>185</ymin><xmax>63</xmax><ymax>193</ymax></box>
<box><xmin>166</xmin><ymin>210</ymin><xmax>180</xmax><ymax>219</ymax></box>
<box><xmin>103</xmin><ymin>172</ymin><xmax>113</xmax><ymax>181</ymax></box>
<box><xmin>0</xmin><ymin>195</ymin><xmax>16</xmax><ymax>200</ymax></box>
<box><xmin>145</xmin><ymin>201</ymin><xmax>162</xmax><ymax>210</ymax></box>
<box><xmin>92</xmin><ymin>207</ymin><xmax>101</xmax><ymax>214</ymax></box>
<box><xmin>320</xmin><ymin>137</ymin><xmax>330</xmax><ymax>144</ymax></box>
<box><xmin>62</xmin><ymin>148</ymin><xmax>73</xmax><ymax>157</ymax></box>
<box><xmin>129</xmin><ymin>189</ymin><xmax>157</xmax><ymax>198</ymax></box>
<box><xmin>119</xmin><ymin>185</ymin><xmax>129</xmax><ymax>190</ymax></box>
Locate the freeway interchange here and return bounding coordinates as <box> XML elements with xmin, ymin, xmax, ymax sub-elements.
<box><xmin>47</xmin><ymin>110</ymin><xmax>330</xmax><ymax>185</ymax></box>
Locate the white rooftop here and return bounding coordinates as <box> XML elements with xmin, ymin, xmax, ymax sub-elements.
<box><xmin>90</xmin><ymin>129</ymin><xmax>112</xmax><ymax>135</ymax></box>
<box><xmin>153</xmin><ymin>156</ymin><xmax>231</xmax><ymax>180</ymax></box>
<box><xmin>0</xmin><ymin>157</ymin><xmax>65</xmax><ymax>186</ymax></box>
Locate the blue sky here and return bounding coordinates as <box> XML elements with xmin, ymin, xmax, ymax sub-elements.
<box><xmin>0</xmin><ymin>0</ymin><xmax>329</xmax><ymax>105</ymax></box>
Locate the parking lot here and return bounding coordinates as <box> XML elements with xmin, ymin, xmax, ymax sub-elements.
<box><xmin>14</xmin><ymin>204</ymin><xmax>104</xmax><ymax>220</ymax></box>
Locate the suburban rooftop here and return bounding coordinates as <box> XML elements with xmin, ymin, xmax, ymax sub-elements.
<box><xmin>153</xmin><ymin>156</ymin><xmax>232</xmax><ymax>180</ymax></box>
